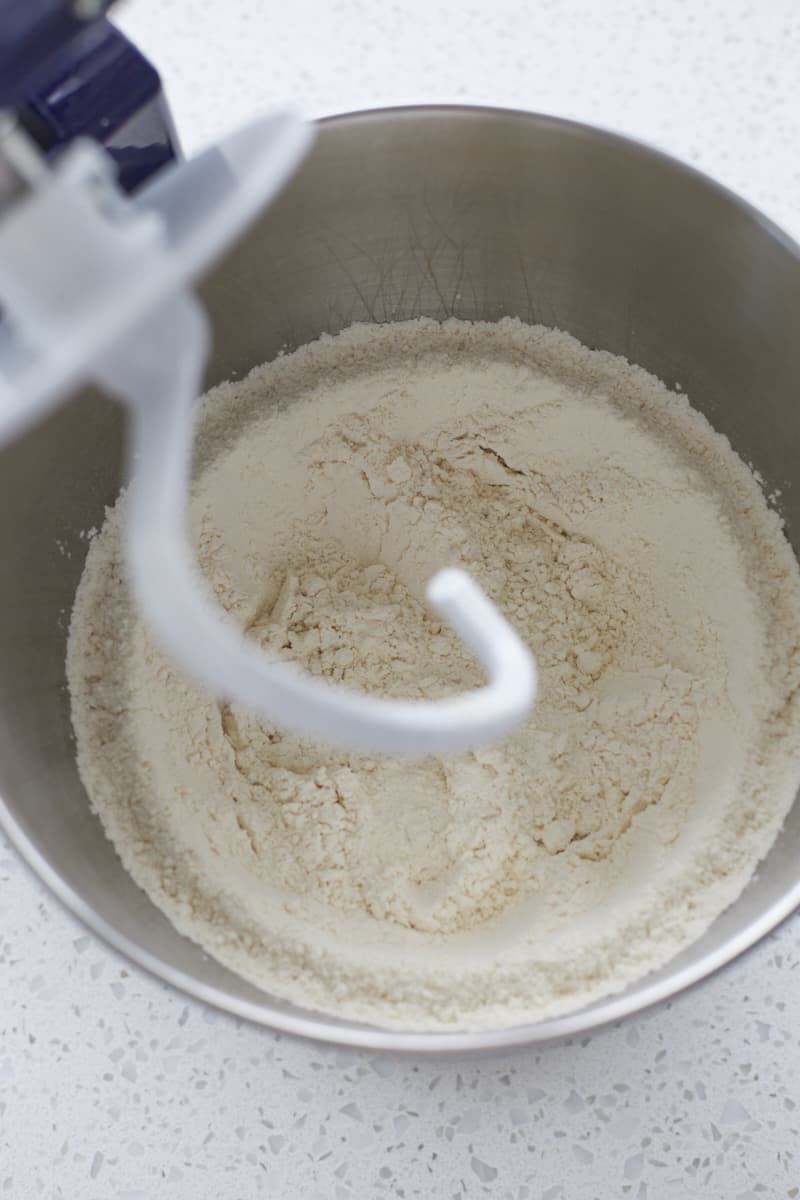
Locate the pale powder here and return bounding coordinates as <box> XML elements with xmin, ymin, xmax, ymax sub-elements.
<box><xmin>66</xmin><ymin>318</ymin><xmax>800</xmax><ymax>1030</ymax></box>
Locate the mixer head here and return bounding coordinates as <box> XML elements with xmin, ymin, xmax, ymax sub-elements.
<box><xmin>0</xmin><ymin>2</ymin><xmax>537</xmax><ymax>755</ymax></box>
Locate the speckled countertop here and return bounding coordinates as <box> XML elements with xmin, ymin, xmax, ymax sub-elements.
<box><xmin>4</xmin><ymin>1</ymin><xmax>800</xmax><ymax>1196</ymax></box>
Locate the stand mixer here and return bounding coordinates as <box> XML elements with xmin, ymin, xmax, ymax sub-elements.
<box><xmin>0</xmin><ymin>0</ymin><xmax>537</xmax><ymax>754</ymax></box>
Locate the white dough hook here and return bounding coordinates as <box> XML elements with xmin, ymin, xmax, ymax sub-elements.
<box><xmin>0</xmin><ymin>111</ymin><xmax>538</xmax><ymax>755</ymax></box>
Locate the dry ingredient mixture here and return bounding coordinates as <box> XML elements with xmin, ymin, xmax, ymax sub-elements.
<box><xmin>67</xmin><ymin>318</ymin><xmax>800</xmax><ymax>1030</ymax></box>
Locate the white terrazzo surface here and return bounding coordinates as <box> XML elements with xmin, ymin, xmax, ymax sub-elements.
<box><xmin>4</xmin><ymin>0</ymin><xmax>800</xmax><ymax>1195</ymax></box>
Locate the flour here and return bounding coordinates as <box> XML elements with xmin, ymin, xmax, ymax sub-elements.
<box><xmin>66</xmin><ymin>318</ymin><xmax>800</xmax><ymax>1030</ymax></box>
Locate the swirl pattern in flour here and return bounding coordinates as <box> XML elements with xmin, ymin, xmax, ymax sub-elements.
<box><xmin>67</xmin><ymin>319</ymin><xmax>800</xmax><ymax>1030</ymax></box>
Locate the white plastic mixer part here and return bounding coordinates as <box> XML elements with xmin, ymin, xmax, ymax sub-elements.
<box><xmin>0</xmin><ymin>113</ymin><xmax>538</xmax><ymax>754</ymax></box>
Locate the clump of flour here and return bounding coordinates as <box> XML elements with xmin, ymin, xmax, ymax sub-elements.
<box><xmin>67</xmin><ymin>318</ymin><xmax>800</xmax><ymax>1030</ymax></box>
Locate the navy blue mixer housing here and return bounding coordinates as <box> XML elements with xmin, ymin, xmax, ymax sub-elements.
<box><xmin>0</xmin><ymin>0</ymin><xmax>179</xmax><ymax>192</ymax></box>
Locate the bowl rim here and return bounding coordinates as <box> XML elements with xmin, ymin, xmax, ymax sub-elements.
<box><xmin>3</xmin><ymin>102</ymin><xmax>800</xmax><ymax>1053</ymax></box>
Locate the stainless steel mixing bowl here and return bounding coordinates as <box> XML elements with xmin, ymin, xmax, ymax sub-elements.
<box><xmin>2</xmin><ymin>106</ymin><xmax>800</xmax><ymax>1052</ymax></box>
